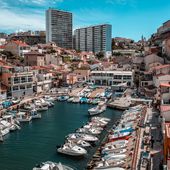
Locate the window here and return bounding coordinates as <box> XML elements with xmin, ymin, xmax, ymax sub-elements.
<box><xmin>27</xmin><ymin>84</ymin><xmax>32</xmax><ymax>89</ymax></box>
<box><xmin>14</xmin><ymin>77</ymin><xmax>20</xmax><ymax>84</ymax></box>
<box><xmin>28</xmin><ymin>76</ymin><xmax>33</xmax><ymax>82</ymax></box>
<box><xmin>20</xmin><ymin>85</ymin><xmax>25</xmax><ymax>90</ymax></box>
<box><xmin>13</xmin><ymin>86</ymin><xmax>19</xmax><ymax>91</ymax></box>
<box><xmin>114</xmin><ymin>75</ymin><xmax>122</xmax><ymax>79</ymax></box>
<box><xmin>21</xmin><ymin>77</ymin><xmax>27</xmax><ymax>83</ymax></box>
<box><xmin>123</xmin><ymin>75</ymin><xmax>132</xmax><ymax>80</ymax></box>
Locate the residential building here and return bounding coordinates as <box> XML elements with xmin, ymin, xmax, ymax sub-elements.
<box><xmin>5</xmin><ymin>40</ymin><xmax>30</xmax><ymax>57</ymax></box>
<box><xmin>144</xmin><ymin>54</ymin><xmax>164</xmax><ymax>71</ymax></box>
<box><xmin>163</xmin><ymin>122</ymin><xmax>170</xmax><ymax>169</ymax></box>
<box><xmin>0</xmin><ymin>84</ymin><xmax>7</xmax><ymax>101</ymax></box>
<box><xmin>46</xmin><ymin>8</ymin><xmax>72</xmax><ymax>49</ymax></box>
<box><xmin>74</xmin><ymin>24</ymin><xmax>112</xmax><ymax>54</ymax></box>
<box><xmin>24</xmin><ymin>51</ymin><xmax>45</xmax><ymax>66</ymax></box>
<box><xmin>32</xmin><ymin>68</ymin><xmax>52</xmax><ymax>93</ymax></box>
<box><xmin>0</xmin><ymin>66</ymin><xmax>34</xmax><ymax>98</ymax></box>
<box><xmin>45</xmin><ymin>54</ymin><xmax>63</xmax><ymax>65</ymax></box>
<box><xmin>73</xmin><ymin>69</ymin><xmax>90</xmax><ymax>82</ymax></box>
<box><xmin>90</xmin><ymin>70</ymin><xmax>134</xmax><ymax>86</ymax></box>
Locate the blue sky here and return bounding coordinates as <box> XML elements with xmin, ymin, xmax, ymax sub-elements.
<box><xmin>0</xmin><ymin>0</ymin><xmax>170</xmax><ymax>41</ymax></box>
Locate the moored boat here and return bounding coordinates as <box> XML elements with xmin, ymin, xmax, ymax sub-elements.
<box><xmin>88</xmin><ymin>102</ymin><xmax>106</xmax><ymax>116</ymax></box>
<box><xmin>57</xmin><ymin>143</ymin><xmax>87</xmax><ymax>156</ymax></box>
<box><xmin>33</xmin><ymin>161</ymin><xmax>74</xmax><ymax>170</ymax></box>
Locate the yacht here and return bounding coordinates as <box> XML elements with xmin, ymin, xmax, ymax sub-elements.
<box><xmin>88</xmin><ymin>102</ymin><xmax>106</xmax><ymax>116</ymax></box>
<box><xmin>67</xmin><ymin>139</ymin><xmax>91</xmax><ymax>148</ymax></box>
<box><xmin>33</xmin><ymin>161</ymin><xmax>74</xmax><ymax>170</ymax></box>
<box><xmin>67</xmin><ymin>133</ymin><xmax>98</xmax><ymax>142</ymax></box>
<box><xmin>76</xmin><ymin>127</ymin><xmax>101</xmax><ymax>135</ymax></box>
<box><xmin>57</xmin><ymin>143</ymin><xmax>87</xmax><ymax>156</ymax></box>
<box><xmin>16</xmin><ymin>112</ymin><xmax>32</xmax><ymax>122</ymax></box>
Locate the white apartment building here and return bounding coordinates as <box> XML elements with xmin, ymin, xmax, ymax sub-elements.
<box><xmin>90</xmin><ymin>70</ymin><xmax>134</xmax><ymax>87</ymax></box>
<box><xmin>74</xmin><ymin>24</ymin><xmax>112</xmax><ymax>53</ymax></box>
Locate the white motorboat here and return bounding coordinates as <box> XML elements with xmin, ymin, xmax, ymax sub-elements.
<box><xmin>72</xmin><ymin>97</ymin><xmax>80</xmax><ymax>103</ymax></box>
<box><xmin>102</xmin><ymin>144</ymin><xmax>127</xmax><ymax>154</ymax></box>
<box><xmin>91</xmin><ymin>117</ymin><xmax>111</xmax><ymax>122</ymax></box>
<box><xmin>102</xmin><ymin>148</ymin><xmax>127</xmax><ymax>156</ymax></box>
<box><xmin>67</xmin><ymin>133</ymin><xmax>98</xmax><ymax>142</ymax></box>
<box><xmin>104</xmin><ymin>140</ymin><xmax>128</xmax><ymax>148</ymax></box>
<box><xmin>43</xmin><ymin>96</ymin><xmax>55</xmax><ymax>102</ymax></box>
<box><xmin>33</xmin><ymin>161</ymin><xmax>74</xmax><ymax>170</ymax></box>
<box><xmin>67</xmin><ymin>139</ymin><xmax>91</xmax><ymax>147</ymax></box>
<box><xmin>67</xmin><ymin>97</ymin><xmax>74</xmax><ymax>102</ymax></box>
<box><xmin>36</xmin><ymin>105</ymin><xmax>48</xmax><ymax>111</ymax></box>
<box><xmin>57</xmin><ymin>143</ymin><xmax>87</xmax><ymax>156</ymax></box>
<box><xmin>76</xmin><ymin>127</ymin><xmax>101</xmax><ymax>135</ymax></box>
<box><xmin>88</xmin><ymin>102</ymin><xmax>106</xmax><ymax>116</ymax></box>
<box><xmin>1</xmin><ymin>118</ymin><xmax>20</xmax><ymax>131</ymax></box>
<box><xmin>91</xmin><ymin>119</ymin><xmax>108</xmax><ymax>126</ymax></box>
<box><xmin>16</xmin><ymin>112</ymin><xmax>32</xmax><ymax>122</ymax></box>
<box><xmin>0</xmin><ymin>125</ymin><xmax>10</xmax><ymax>136</ymax></box>
<box><xmin>84</xmin><ymin>124</ymin><xmax>103</xmax><ymax>131</ymax></box>
<box><xmin>31</xmin><ymin>109</ymin><xmax>41</xmax><ymax>119</ymax></box>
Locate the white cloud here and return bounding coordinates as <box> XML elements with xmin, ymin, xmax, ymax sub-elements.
<box><xmin>0</xmin><ymin>9</ymin><xmax>45</xmax><ymax>31</ymax></box>
<box><xmin>18</xmin><ymin>0</ymin><xmax>63</xmax><ymax>5</ymax></box>
<box><xmin>106</xmin><ymin>0</ymin><xmax>136</xmax><ymax>6</ymax></box>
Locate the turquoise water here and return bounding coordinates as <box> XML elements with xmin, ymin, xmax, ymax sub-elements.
<box><xmin>0</xmin><ymin>102</ymin><xmax>122</xmax><ymax>170</ymax></box>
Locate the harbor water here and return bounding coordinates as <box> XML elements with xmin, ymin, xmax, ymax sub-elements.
<box><xmin>0</xmin><ymin>102</ymin><xmax>122</xmax><ymax>170</ymax></box>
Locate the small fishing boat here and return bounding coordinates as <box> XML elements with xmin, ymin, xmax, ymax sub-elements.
<box><xmin>113</xmin><ymin>127</ymin><xmax>134</xmax><ymax>134</ymax></box>
<box><xmin>33</xmin><ymin>161</ymin><xmax>74</xmax><ymax>170</ymax></box>
<box><xmin>109</xmin><ymin>132</ymin><xmax>131</xmax><ymax>141</ymax></box>
<box><xmin>88</xmin><ymin>102</ymin><xmax>106</xmax><ymax>116</ymax></box>
<box><xmin>94</xmin><ymin>160</ymin><xmax>125</xmax><ymax>170</ymax></box>
<box><xmin>57</xmin><ymin>143</ymin><xmax>87</xmax><ymax>156</ymax></box>
<box><xmin>67</xmin><ymin>133</ymin><xmax>98</xmax><ymax>142</ymax></box>
<box><xmin>104</xmin><ymin>154</ymin><xmax>127</xmax><ymax>161</ymax></box>
<box><xmin>102</xmin><ymin>148</ymin><xmax>127</xmax><ymax>156</ymax></box>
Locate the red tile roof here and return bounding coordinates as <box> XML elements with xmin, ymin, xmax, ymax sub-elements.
<box><xmin>160</xmin><ymin>83</ymin><xmax>170</xmax><ymax>88</ymax></box>
<box><xmin>161</xmin><ymin>105</ymin><xmax>170</xmax><ymax>112</ymax></box>
<box><xmin>12</xmin><ymin>40</ymin><xmax>28</xmax><ymax>47</ymax></box>
<box><xmin>153</xmin><ymin>64</ymin><xmax>170</xmax><ymax>70</ymax></box>
<box><xmin>0</xmin><ymin>45</ymin><xmax>5</xmax><ymax>49</ymax></box>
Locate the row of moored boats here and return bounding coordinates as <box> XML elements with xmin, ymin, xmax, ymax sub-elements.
<box><xmin>57</xmin><ymin>116</ymin><xmax>111</xmax><ymax>157</ymax></box>
<box><xmin>0</xmin><ymin>96</ymin><xmax>57</xmax><ymax>141</ymax></box>
<box><xmin>87</xmin><ymin>104</ymin><xmax>145</xmax><ymax>170</ymax></box>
